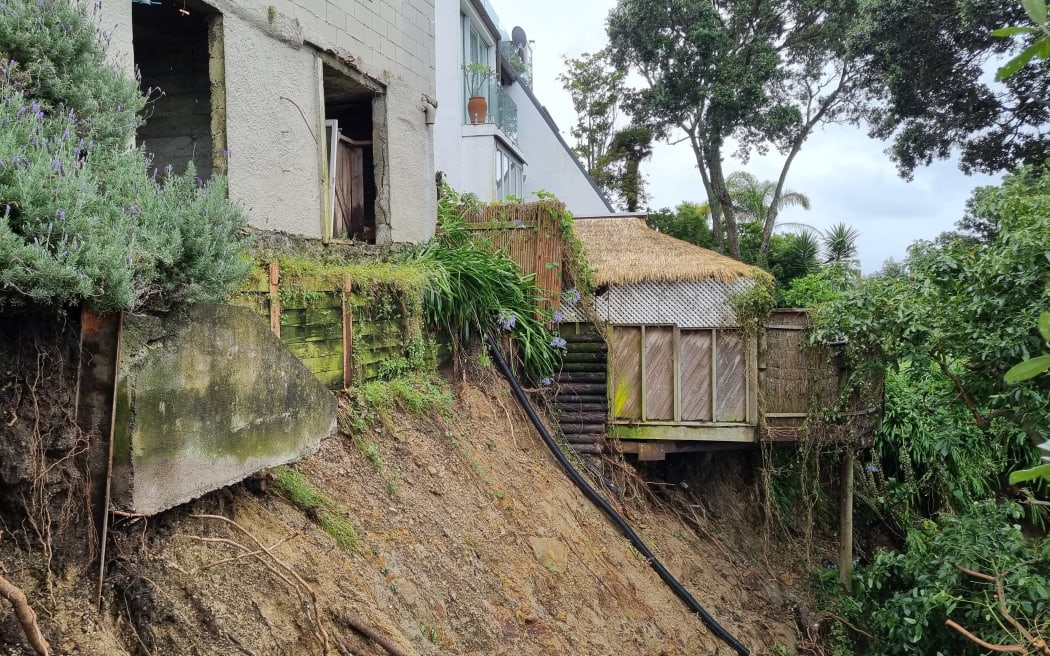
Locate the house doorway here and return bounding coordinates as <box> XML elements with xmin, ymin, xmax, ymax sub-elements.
<box><xmin>323</xmin><ymin>64</ymin><xmax>377</xmax><ymax>243</ymax></box>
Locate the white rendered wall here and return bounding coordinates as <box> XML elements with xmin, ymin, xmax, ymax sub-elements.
<box><xmin>433</xmin><ymin>0</ymin><xmax>610</xmax><ymax>214</ymax></box>
<box><xmin>509</xmin><ymin>84</ymin><xmax>611</xmax><ymax>215</ymax></box>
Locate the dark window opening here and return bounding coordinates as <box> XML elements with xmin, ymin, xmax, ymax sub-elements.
<box><xmin>132</xmin><ymin>0</ymin><xmax>220</xmax><ymax>178</ymax></box>
<box><xmin>323</xmin><ymin>64</ymin><xmax>376</xmax><ymax>244</ymax></box>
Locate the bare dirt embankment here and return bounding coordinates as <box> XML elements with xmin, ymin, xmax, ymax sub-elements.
<box><xmin>1</xmin><ymin>367</ymin><xmax>809</xmax><ymax>656</ymax></box>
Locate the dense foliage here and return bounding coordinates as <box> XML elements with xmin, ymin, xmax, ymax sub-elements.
<box><xmin>852</xmin><ymin>0</ymin><xmax>1050</xmax><ymax>177</ymax></box>
<box><xmin>418</xmin><ymin>188</ymin><xmax>563</xmax><ymax>383</ymax></box>
<box><xmin>0</xmin><ymin>0</ymin><xmax>248</xmax><ymax>312</ymax></box>
<box><xmin>803</xmin><ymin>165</ymin><xmax>1050</xmax><ymax>654</ymax></box>
<box><xmin>829</xmin><ymin>501</ymin><xmax>1050</xmax><ymax>656</ymax></box>
<box><xmin>606</xmin><ymin>0</ymin><xmax>858</xmax><ymax>259</ymax></box>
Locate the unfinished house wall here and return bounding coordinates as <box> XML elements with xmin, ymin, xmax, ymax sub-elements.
<box><xmin>226</xmin><ymin>0</ymin><xmax>437</xmax><ymax>243</ymax></box>
<box><xmin>222</xmin><ymin>12</ymin><xmax>323</xmax><ymax>236</ymax></box>
<box><xmin>133</xmin><ymin>4</ymin><xmax>216</xmax><ymax>178</ymax></box>
<box><xmin>118</xmin><ymin>0</ymin><xmax>436</xmax><ymax>244</ymax></box>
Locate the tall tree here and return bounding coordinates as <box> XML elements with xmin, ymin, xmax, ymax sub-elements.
<box><xmin>558</xmin><ymin>51</ymin><xmax>625</xmax><ymax>191</ymax></box>
<box><xmin>851</xmin><ymin>0</ymin><xmax>1050</xmax><ymax>177</ymax></box>
<box><xmin>607</xmin><ymin>0</ymin><xmax>860</xmax><ymax>260</ymax></box>
<box><xmin>604</xmin><ymin>125</ymin><xmax>654</xmax><ymax>211</ymax></box>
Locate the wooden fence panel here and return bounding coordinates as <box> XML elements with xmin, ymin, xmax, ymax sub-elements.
<box><xmin>715</xmin><ymin>330</ymin><xmax>746</xmax><ymax>422</ymax></box>
<box><xmin>233</xmin><ymin>263</ymin><xmax>417</xmax><ymax>390</ymax></box>
<box><xmin>465</xmin><ymin>201</ymin><xmax>566</xmax><ymax>313</ymax></box>
<box><xmin>611</xmin><ymin>327</ymin><xmax>642</xmax><ymax>419</ymax></box>
<box><xmin>644</xmin><ymin>327</ymin><xmax>675</xmax><ymax>420</ymax></box>
<box><xmin>680</xmin><ymin>330</ymin><xmax>713</xmax><ymax>421</ymax></box>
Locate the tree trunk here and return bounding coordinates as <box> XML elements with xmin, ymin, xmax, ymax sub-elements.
<box><xmin>707</xmin><ymin>150</ymin><xmax>740</xmax><ymax>258</ymax></box>
<box><xmin>688</xmin><ymin>127</ymin><xmax>724</xmax><ymax>252</ymax></box>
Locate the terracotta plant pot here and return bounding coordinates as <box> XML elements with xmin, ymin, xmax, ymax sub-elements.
<box><xmin>467</xmin><ymin>95</ymin><xmax>488</xmax><ymax>124</ymax></box>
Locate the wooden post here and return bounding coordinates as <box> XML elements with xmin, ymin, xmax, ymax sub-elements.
<box><xmin>342</xmin><ymin>274</ymin><xmax>353</xmax><ymax>389</ymax></box>
<box><xmin>839</xmin><ymin>447</ymin><xmax>855</xmax><ymax>592</ymax></box>
<box><xmin>268</xmin><ymin>262</ymin><xmax>281</xmax><ymax>338</ymax></box>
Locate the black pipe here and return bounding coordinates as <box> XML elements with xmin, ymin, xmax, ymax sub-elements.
<box><xmin>485</xmin><ymin>333</ymin><xmax>751</xmax><ymax>656</ymax></box>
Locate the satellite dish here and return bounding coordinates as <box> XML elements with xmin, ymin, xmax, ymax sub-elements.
<box><xmin>511</xmin><ymin>26</ymin><xmax>528</xmax><ymax>48</ymax></box>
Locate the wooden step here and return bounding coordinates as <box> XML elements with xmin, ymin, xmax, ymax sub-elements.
<box><xmin>562</xmin><ymin>351</ymin><xmax>607</xmax><ymax>364</ymax></box>
<box><xmin>554</xmin><ymin>402</ymin><xmax>607</xmax><ymax>413</ymax></box>
<box><xmin>563</xmin><ymin>433</ymin><xmax>605</xmax><ymax>444</ymax></box>
<box><xmin>559</xmin><ymin>362</ymin><xmax>607</xmax><ymax>372</ymax></box>
<box><xmin>558</xmin><ymin>411</ymin><xmax>608</xmax><ymax>423</ymax></box>
<box><xmin>556</xmin><ymin>383</ymin><xmax>607</xmax><ymax>395</ymax></box>
<box><xmin>555</xmin><ymin>394</ymin><xmax>606</xmax><ymax>405</ymax></box>
<box><xmin>561</xmin><ymin>423</ymin><xmax>607</xmax><ymax>434</ymax></box>
<box><xmin>556</xmin><ymin>372</ymin><xmax>607</xmax><ymax>384</ymax></box>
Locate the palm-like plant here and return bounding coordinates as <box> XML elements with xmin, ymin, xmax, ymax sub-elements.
<box><xmin>822</xmin><ymin>222</ymin><xmax>860</xmax><ymax>264</ymax></box>
<box><xmin>725</xmin><ymin>171</ymin><xmax>811</xmax><ymax>222</ymax></box>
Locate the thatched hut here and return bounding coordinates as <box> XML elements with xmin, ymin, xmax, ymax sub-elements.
<box><xmin>559</xmin><ymin>216</ymin><xmax>763</xmax><ymax>456</ymax></box>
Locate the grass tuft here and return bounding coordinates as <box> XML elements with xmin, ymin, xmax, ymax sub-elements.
<box><xmin>270</xmin><ymin>466</ymin><xmax>360</xmax><ymax>552</ymax></box>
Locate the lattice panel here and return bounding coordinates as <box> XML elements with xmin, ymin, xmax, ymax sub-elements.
<box><xmin>594</xmin><ymin>279</ymin><xmax>753</xmax><ymax>328</ymax></box>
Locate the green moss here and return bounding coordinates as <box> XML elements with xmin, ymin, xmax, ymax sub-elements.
<box><xmin>317</xmin><ymin>511</ymin><xmax>360</xmax><ymax>550</ymax></box>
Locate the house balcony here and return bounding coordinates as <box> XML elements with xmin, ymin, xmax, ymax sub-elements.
<box><xmin>464</xmin><ymin>80</ymin><xmax>517</xmax><ymax>145</ymax></box>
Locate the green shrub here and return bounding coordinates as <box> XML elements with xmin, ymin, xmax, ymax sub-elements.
<box><xmin>0</xmin><ymin>0</ymin><xmax>248</xmax><ymax>312</ymax></box>
<box><xmin>829</xmin><ymin>500</ymin><xmax>1050</xmax><ymax>656</ymax></box>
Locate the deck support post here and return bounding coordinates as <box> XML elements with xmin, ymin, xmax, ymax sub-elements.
<box><xmin>839</xmin><ymin>447</ymin><xmax>854</xmax><ymax>592</ymax></box>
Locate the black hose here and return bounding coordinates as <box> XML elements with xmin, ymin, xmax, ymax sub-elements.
<box><xmin>485</xmin><ymin>333</ymin><xmax>751</xmax><ymax>656</ymax></box>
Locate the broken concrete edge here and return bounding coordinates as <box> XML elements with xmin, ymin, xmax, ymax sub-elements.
<box><xmin>111</xmin><ymin>303</ymin><xmax>338</xmax><ymax>516</ymax></box>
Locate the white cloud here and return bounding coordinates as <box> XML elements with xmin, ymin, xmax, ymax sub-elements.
<box><xmin>488</xmin><ymin>0</ymin><xmax>1001</xmax><ymax>272</ymax></box>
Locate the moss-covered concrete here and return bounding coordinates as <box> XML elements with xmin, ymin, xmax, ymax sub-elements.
<box><xmin>112</xmin><ymin>304</ymin><xmax>337</xmax><ymax>515</ymax></box>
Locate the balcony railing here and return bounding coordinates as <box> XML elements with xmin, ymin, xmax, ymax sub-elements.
<box><xmin>464</xmin><ymin>79</ymin><xmax>518</xmax><ymax>144</ymax></box>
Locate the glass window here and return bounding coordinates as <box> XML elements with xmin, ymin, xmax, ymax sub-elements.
<box><xmin>495</xmin><ymin>145</ymin><xmax>522</xmax><ymax>200</ymax></box>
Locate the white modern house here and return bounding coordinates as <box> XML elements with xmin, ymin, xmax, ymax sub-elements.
<box><xmin>433</xmin><ymin>0</ymin><xmax>612</xmax><ymax>214</ymax></box>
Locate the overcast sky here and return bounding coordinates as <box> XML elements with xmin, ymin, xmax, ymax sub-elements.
<box><xmin>489</xmin><ymin>0</ymin><xmax>1001</xmax><ymax>273</ymax></box>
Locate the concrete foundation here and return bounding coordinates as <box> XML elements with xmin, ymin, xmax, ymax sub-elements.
<box><xmin>111</xmin><ymin>304</ymin><xmax>337</xmax><ymax>515</ymax></box>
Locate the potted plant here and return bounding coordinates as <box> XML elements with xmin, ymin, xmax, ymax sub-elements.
<box><xmin>462</xmin><ymin>62</ymin><xmax>496</xmax><ymax>124</ymax></box>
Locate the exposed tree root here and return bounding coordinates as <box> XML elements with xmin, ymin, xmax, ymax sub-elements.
<box><xmin>0</xmin><ymin>553</ymin><xmax>51</xmax><ymax>656</ymax></box>
<box><xmin>188</xmin><ymin>513</ymin><xmax>331</xmax><ymax>654</ymax></box>
<box><xmin>343</xmin><ymin>615</ymin><xmax>410</xmax><ymax>656</ymax></box>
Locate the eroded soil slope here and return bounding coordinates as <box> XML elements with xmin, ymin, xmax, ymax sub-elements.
<box><xmin>1</xmin><ymin>369</ymin><xmax>805</xmax><ymax>655</ymax></box>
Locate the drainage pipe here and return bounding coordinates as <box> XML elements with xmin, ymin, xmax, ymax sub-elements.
<box><xmin>485</xmin><ymin>333</ymin><xmax>751</xmax><ymax>656</ymax></box>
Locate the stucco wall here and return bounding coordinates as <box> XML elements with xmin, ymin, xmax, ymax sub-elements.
<box><xmin>223</xmin><ymin>11</ymin><xmax>325</xmax><ymax>237</ymax></box>
<box><xmin>99</xmin><ymin>1</ymin><xmax>135</xmax><ymax>80</ymax></box>
<box><xmin>508</xmin><ymin>85</ymin><xmax>611</xmax><ymax>215</ymax></box>
<box><xmin>432</xmin><ymin>0</ymin><xmax>610</xmax><ymax>215</ymax></box>
<box><xmin>107</xmin><ymin>0</ymin><xmax>436</xmax><ymax>244</ymax></box>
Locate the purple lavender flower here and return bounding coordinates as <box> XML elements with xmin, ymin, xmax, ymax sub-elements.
<box><xmin>550</xmin><ymin>336</ymin><xmax>567</xmax><ymax>349</ymax></box>
<box><xmin>552</xmin><ymin>310</ymin><xmax>564</xmax><ymax>324</ymax></box>
<box><xmin>55</xmin><ymin>209</ymin><xmax>66</xmax><ymax>220</ymax></box>
<box><xmin>563</xmin><ymin>288</ymin><xmax>580</xmax><ymax>305</ymax></box>
<box><xmin>865</xmin><ymin>463</ymin><xmax>879</xmax><ymax>473</ymax></box>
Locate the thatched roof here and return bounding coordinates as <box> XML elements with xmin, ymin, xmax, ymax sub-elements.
<box><xmin>573</xmin><ymin>216</ymin><xmax>755</xmax><ymax>286</ymax></box>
